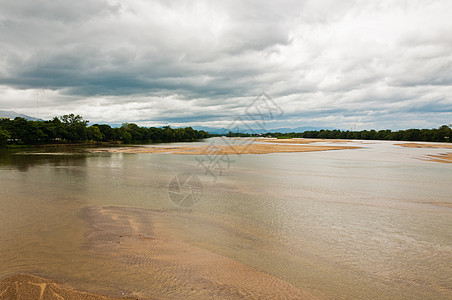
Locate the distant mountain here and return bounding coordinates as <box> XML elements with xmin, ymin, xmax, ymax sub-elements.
<box><xmin>191</xmin><ymin>126</ymin><xmax>227</xmax><ymax>134</ymax></box>
<box><xmin>266</xmin><ymin>126</ymin><xmax>331</xmax><ymax>133</ymax></box>
<box><xmin>101</xmin><ymin>123</ymin><xmax>122</xmax><ymax>128</ymax></box>
<box><xmin>0</xmin><ymin>110</ymin><xmax>44</xmax><ymax>121</ymax></box>
<box><xmin>192</xmin><ymin>126</ymin><xmax>331</xmax><ymax>134</ymax></box>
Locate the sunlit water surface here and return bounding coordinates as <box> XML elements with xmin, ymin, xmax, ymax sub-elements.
<box><xmin>0</xmin><ymin>138</ymin><xmax>451</xmax><ymax>299</ymax></box>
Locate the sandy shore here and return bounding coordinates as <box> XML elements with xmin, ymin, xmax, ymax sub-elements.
<box><xmin>395</xmin><ymin>142</ymin><xmax>452</xmax><ymax>149</ymax></box>
<box><xmin>424</xmin><ymin>153</ymin><xmax>452</xmax><ymax>163</ymax></box>
<box><xmin>91</xmin><ymin>140</ymin><xmax>360</xmax><ymax>155</ymax></box>
<box><xmin>0</xmin><ymin>274</ymin><xmax>133</xmax><ymax>299</ymax></box>
<box><xmin>80</xmin><ymin>206</ymin><xmax>318</xmax><ymax>299</ymax></box>
<box><xmin>394</xmin><ymin>142</ymin><xmax>452</xmax><ymax>163</ymax></box>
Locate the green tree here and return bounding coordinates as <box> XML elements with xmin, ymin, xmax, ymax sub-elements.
<box><xmin>87</xmin><ymin>126</ymin><xmax>103</xmax><ymax>141</ymax></box>
<box><xmin>59</xmin><ymin>114</ymin><xmax>88</xmax><ymax>142</ymax></box>
<box><xmin>121</xmin><ymin>123</ymin><xmax>142</xmax><ymax>141</ymax></box>
<box><xmin>60</xmin><ymin>114</ymin><xmax>87</xmax><ymax>126</ymax></box>
<box><xmin>148</xmin><ymin>127</ymin><xmax>163</xmax><ymax>142</ymax></box>
<box><xmin>94</xmin><ymin>124</ymin><xmax>118</xmax><ymax>141</ymax></box>
<box><xmin>43</xmin><ymin>117</ymin><xmax>65</xmax><ymax>142</ymax></box>
<box><xmin>7</xmin><ymin>118</ymin><xmax>45</xmax><ymax>144</ymax></box>
<box><xmin>0</xmin><ymin>128</ymin><xmax>10</xmax><ymax>145</ymax></box>
<box><xmin>121</xmin><ymin>131</ymin><xmax>132</xmax><ymax>143</ymax></box>
<box><xmin>435</xmin><ymin>125</ymin><xmax>452</xmax><ymax>142</ymax></box>
<box><xmin>162</xmin><ymin>126</ymin><xmax>175</xmax><ymax>142</ymax></box>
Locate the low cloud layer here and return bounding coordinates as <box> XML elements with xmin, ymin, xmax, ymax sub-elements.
<box><xmin>1</xmin><ymin>0</ymin><xmax>451</xmax><ymax>130</ymax></box>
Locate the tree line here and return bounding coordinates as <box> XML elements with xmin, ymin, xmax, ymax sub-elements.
<box><xmin>0</xmin><ymin>114</ymin><xmax>209</xmax><ymax>146</ymax></box>
<box><xmin>224</xmin><ymin>125</ymin><xmax>452</xmax><ymax>143</ymax></box>
<box><xmin>225</xmin><ymin>126</ymin><xmax>451</xmax><ymax>142</ymax></box>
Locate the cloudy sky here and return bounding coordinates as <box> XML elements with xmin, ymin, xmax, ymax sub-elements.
<box><xmin>0</xmin><ymin>0</ymin><xmax>451</xmax><ymax>130</ymax></box>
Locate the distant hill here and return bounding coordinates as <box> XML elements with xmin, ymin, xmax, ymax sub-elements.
<box><xmin>266</xmin><ymin>126</ymin><xmax>332</xmax><ymax>133</ymax></box>
<box><xmin>0</xmin><ymin>110</ymin><xmax>43</xmax><ymax>121</ymax></box>
<box><xmin>192</xmin><ymin>126</ymin><xmax>329</xmax><ymax>134</ymax></box>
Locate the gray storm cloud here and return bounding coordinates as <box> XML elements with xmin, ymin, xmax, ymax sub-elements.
<box><xmin>0</xmin><ymin>0</ymin><xmax>451</xmax><ymax>129</ymax></box>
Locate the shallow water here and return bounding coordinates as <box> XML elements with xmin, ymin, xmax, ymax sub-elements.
<box><xmin>0</xmin><ymin>139</ymin><xmax>451</xmax><ymax>299</ymax></box>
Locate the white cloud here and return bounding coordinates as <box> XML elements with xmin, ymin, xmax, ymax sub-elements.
<box><xmin>0</xmin><ymin>0</ymin><xmax>451</xmax><ymax>130</ymax></box>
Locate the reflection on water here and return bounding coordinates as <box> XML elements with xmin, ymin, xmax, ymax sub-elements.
<box><xmin>0</xmin><ymin>140</ymin><xmax>451</xmax><ymax>299</ymax></box>
<box><xmin>0</xmin><ymin>148</ymin><xmax>88</xmax><ymax>172</ymax></box>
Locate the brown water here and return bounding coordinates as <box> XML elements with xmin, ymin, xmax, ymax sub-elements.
<box><xmin>0</xmin><ymin>139</ymin><xmax>451</xmax><ymax>299</ymax></box>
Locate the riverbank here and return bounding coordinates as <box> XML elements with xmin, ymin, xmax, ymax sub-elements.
<box><xmin>1</xmin><ymin>141</ymin><xmax>122</xmax><ymax>150</ymax></box>
<box><xmin>425</xmin><ymin>153</ymin><xmax>452</xmax><ymax>163</ymax></box>
<box><xmin>395</xmin><ymin>142</ymin><xmax>452</xmax><ymax>149</ymax></box>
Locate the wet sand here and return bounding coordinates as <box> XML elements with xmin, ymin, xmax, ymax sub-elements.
<box><xmin>394</xmin><ymin>143</ymin><xmax>452</xmax><ymax>163</ymax></box>
<box><xmin>92</xmin><ymin>142</ymin><xmax>360</xmax><ymax>155</ymax></box>
<box><xmin>80</xmin><ymin>206</ymin><xmax>317</xmax><ymax>299</ymax></box>
<box><xmin>424</xmin><ymin>153</ymin><xmax>452</xmax><ymax>163</ymax></box>
<box><xmin>395</xmin><ymin>142</ymin><xmax>452</xmax><ymax>149</ymax></box>
<box><xmin>0</xmin><ymin>274</ymin><xmax>133</xmax><ymax>300</ymax></box>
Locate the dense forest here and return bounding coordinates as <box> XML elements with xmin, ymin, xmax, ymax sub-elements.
<box><xmin>0</xmin><ymin>114</ymin><xmax>209</xmax><ymax>146</ymax></box>
<box><xmin>226</xmin><ymin>125</ymin><xmax>452</xmax><ymax>143</ymax></box>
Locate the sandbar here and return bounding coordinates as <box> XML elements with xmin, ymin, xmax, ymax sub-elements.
<box><xmin>395</xmin><ymin>142</ymin><xmax>452</xmax><ymax>149</ymax></box>
<box><xmin>80</xmin><ymin>206</ymin><xmax>318</xmax><ymax>299</ymax></box>
<box><xmin>424</xmin><ymin>153</ymin><xmax>452</xmax><ymax>163</ymax></box>
<box><xmin>92</xmin><ymin>142</ymin><xmax>360</xmax><ymax>155</ymax></box>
